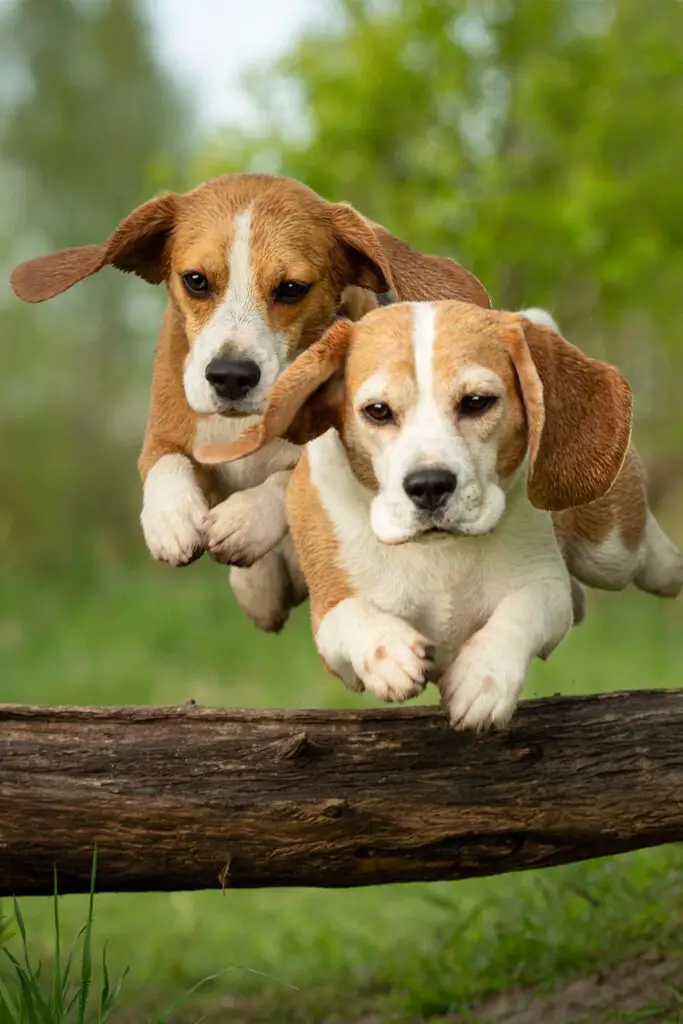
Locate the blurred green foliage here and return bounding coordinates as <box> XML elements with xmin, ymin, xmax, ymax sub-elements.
<box><xmin>1</xmin><ymin>2</ymin><xmax>683</xmax><ymax>1019</ymax></box>
<box><xmin>0</xmin><ymin>0</ymin><xmax>189</xmax><ymax>570</ymax></box>
<box><xmin>205</xmin><ymin>0</ymin><xmax>683</xmax><ymax>452</ymax></box>
<box><xmin>2</xmin><ymin>0</ymin><xmax>682</xmax><ymax>572</ymax></box>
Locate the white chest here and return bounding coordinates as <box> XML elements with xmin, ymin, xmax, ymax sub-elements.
<box><xmin>307</xmin><ymin>430</ymin><xmax>566</xmax><ymax>667</ymax></box>
<box><xmin>194</xmin><ymin>416</ymin><xmax>299</xmax><ymax>496</ymax></box>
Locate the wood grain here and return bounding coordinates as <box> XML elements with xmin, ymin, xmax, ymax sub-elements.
<box><xmin>1</xmin><ymin>691</ymin><xmax>682</xmax><ymax>896</ymax></box>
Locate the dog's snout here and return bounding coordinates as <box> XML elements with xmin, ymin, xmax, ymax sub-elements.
<box><xmin>403</xmin><ymin>468</ymin><xmax>457</xmax><ymax>511</ymax></box>
<box><xmin>205</xmin><ymin>358</ymin><xmax>261</xmax><ymax>401</ymax></box>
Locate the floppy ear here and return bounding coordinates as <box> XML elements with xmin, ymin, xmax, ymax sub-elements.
<box><xmin>195</xmin><ymin>320</ymin><xmax>354</xmax><ymax>466</ymax></box>
<box><xmin>503</xmin><ymin>317</ymin><xmax>632</xmax><ymax>511</ymax></box>
<box><xmin>330</xmin><ymin>203</ymin><xmax>490</xmax><ymax>309</ymax></box>
<box><xmin>10</xmin><ymin>194</ymin><xmax>178</xmax><ymax>302</ymax></box>
<box><xmin>370</xmin><ymin>222</ymin><xmax>491</xmax><ymax>309</ymax></box>
<box><xmin>330</xmin><ymin>203</ymin><xmax>395</xmax><ymax>293</ymax></box>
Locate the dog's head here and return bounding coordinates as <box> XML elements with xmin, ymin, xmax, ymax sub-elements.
<box><xmin>10</xmin><ymin>174</ymin><xmax>488</xmax><ymax>418</ymax></box>
<box><xmin>195</xmin><ymin>300</ymin><xmax>632</xmax><ymax>543</ymax></box>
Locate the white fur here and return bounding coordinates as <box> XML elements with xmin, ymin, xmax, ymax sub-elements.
<box><xmin>309</xmin><ymin>429</ymin><xmax>573</xmax><ymax>730</ymax></box>
<box><xmin>141</xmin><ymin>454</ymin><xmax>208</xmax><ymax>565</ymax></box>
<box><xmin>567</xmin><ymin>524</ymin><xmax>637</xmax><ymax>591</ymax></box>
<box><xmin>364</xmin><ymin>302</ymin><xmax>507</xmax><ymax>544</ymax></box>
<box><xmin>317</xmin><ymin>598</ymin><xmax>435</xmax><ymax>702</ymax></box>
<box><xmin>194</xmin><ymin>415</ymin><xmax>298</xmax><ymax>491</ymax></box>
<box><xmin>567</xmin><ymin>514</ymin><xmax>683</xmax><ymax>598</ymax></box>
<box><xmin>183</xmin><ymin>205</ymin><xmax>288</xmax><ymax>416</ymax></box>
<box><xmin>203</xmin><ymin>471</ymin><xmax>291</xmax><ymax>566</ymax></box>
<box><xmin>636</xmin><ymin>512</ymin><xmax>683</xmax><ymax>597</ymax></box>
<box><xmin>194</xmin><ymin>415</ymin><xmax>298</xmax><ymax>565</ymax></box>
<box><xmin>518</xmin><ymin>307</ymin><xmax>561</xmax><ymax>333</ymax></box>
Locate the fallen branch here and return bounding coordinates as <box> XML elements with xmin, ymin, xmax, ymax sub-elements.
<box><xmin>1</xmin><ymin>691</ymin><xmax>682</xmax><ymax>897</ymax></box>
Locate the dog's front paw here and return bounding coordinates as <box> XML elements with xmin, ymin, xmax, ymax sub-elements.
<box><xmin>357</xmin><ymin>618</ymin><xmax>435</xmax><ymax>703</ymax></box>
<box><xmin>439</xmin><ymin>634</ymin><xmax>527</xmax><ymax>732</ymax></box>
<box><xmin>141</xmin><ymin>455</ymin><xmax>208</xmax><ymax>566</ymax></box>
<box><xmin>202</xmin><ymin>489</ymin><xmax>287</xmax><ymax>567</ymax></box>
<box><xmin>318</xmin><ymin>600</ymin><xmax>435</xmax><ymax>703</ymax></box>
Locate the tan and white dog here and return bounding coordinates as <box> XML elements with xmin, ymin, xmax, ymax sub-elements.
<box><xmin>11</xmin><ymin>174</ymin><xmax>489</xmax><ymax>632</ymax></box>
<box><xmin>196</xmin><ymin>300</ymin><xmax>683</xmax><ymax>731</ymax></box>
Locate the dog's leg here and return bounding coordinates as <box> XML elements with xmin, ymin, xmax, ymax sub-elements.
<box><xmin>229</xmin><ymin>549</ymin><xmax>294</xmax><ymax>634</ymax></box>
<box><xmin>139</xmin><ymin>307</ymin><xmax>212</xmax><ymax>566</ymax></box>
<box><xmin>439</xmin><ymin>579</ymin><xmax>573</xmax><ymax>732</ymax></box>
<box><xmin>279</xmin><ymin>532</ymin><xmax>309</xmax><ymax>608</ymax></box>
<box><xmin>316</xmin><ymin>597</ymin><xmax>436</xmax><ymax>703</ymax></box>
<box><xmin>635</xmin><ymin>512</ymin><xmax>683</xmax><ymax>598</ymax></box>
<box><xmin>202</xmin><ymin>470</ymin><xmax>291</xmax><ymax>567</ymax></box>
<box><xmin>140</xmin><ymin>453</ymin><xmax>209</xmax><ymax>566</ymax></box>
<box><xmin>570</xmin><ymin>576</ymin><xmax>587</xmax><ymax>625</ymax></box>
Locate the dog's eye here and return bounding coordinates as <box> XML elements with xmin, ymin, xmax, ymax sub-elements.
<box><xmin>273</xmin><ymin>280</ymin><xmax>312</xmax><ymax>304</ymax></box>
<box><xmin>181</xmin><ymin>271</ymin><xmax>210</xmax><ymax>297</ymax></box>
<box><xmin>362</xmin><ymin>402</ymin><xmax>395</xmax><ymax>425</ymax></box>
<box><xmin>459</xmin><ymin>394</ymin><xmax>498</xmax><ymax>417</ymax></box>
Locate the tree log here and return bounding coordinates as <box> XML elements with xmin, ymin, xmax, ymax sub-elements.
<box><xmin>1</xmin><ymin>691</ymin><xmax>683</xmax><ymax>897</ymax></box>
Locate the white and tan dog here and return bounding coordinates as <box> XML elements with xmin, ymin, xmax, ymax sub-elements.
<box><xmin>197</xmin><ymin>300</ymin><xmax>683</xmax><ymax>730</ymax></box>
<box><xmin>11</xmin><ymin>174</ymin><xmax>489</xmax><ymax>632</ymax></box>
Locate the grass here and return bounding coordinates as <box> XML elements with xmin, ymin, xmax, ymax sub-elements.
<box><xmin>0</xmin><ymin>856</ymin><xmax>130</xmax><ymax>1024</ymax></box>
<box><xmin>1</xmin><ymin>556</ymin><xmax>682</xmax><ymax>1022</ymax></box>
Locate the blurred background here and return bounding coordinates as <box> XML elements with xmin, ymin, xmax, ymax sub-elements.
<box><xmin>1</xmin><ymin>1</ymin><xmax>682</xmax><ymax>1021</ymax></box>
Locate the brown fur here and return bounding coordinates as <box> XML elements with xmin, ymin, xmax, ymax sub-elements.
<box><xmin>197</xmin><ymin>300</ymin><xmax>633</xmax><ymax>518</ymax></box>
<box><xmin>554</xmin><ymin>447</ymin><xmax>648</xmax><ymax>555</ymax></box>
<box><xmin>286</xmin><ymin>450</ymin><xmax>355</xmax><ymax>634</ymax></box>
<box><xmin>369</xmin><ymin>222</ymin><xmax>490</xmax><ymax>307</ymax></box>
<box><xmin>503</xmin><ymin>316</ymin><xmax>633</xmax><ymax>511</ymax></box>
<box><xmin>197</xmin><ymin>300</ymin><xmax>683</xmax><ymax>623</ymax></box>
<box><xmin>11</xmin><ymin>174</ymin><xmax>490</xmax><ymax>497</ymax></box>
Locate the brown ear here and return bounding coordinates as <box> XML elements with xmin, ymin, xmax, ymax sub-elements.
<box><xmin>370</xmin><ymin>221</ymin><xmax>490</xmax><ymax>308</ymax></box>
<box><xmin>195</xmin><ymin>320</ymin><xmax>354</xmax><ymax>466</ymax></box>
<box><xmin>330</xmin><ymin>203</ymin><xmax>395</xmax><ymax>293</ymax></box>
<box><xmin>504</xmin><ymin>317</ymin><xmax>633</xmax><ymax>511</ymax></box>
<box><xmin>10</xmin><ymin>194</ymin><xmax>178</xmax><ymax>302</ymax></box>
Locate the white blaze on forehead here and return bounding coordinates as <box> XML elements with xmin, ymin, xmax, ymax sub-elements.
<box><xmin>366</xmin><ymin>301</ymin><xmax>508</xmax><ymax>543</ymax></box>
<box><xmin>411</xmin><ymin>302</ymin><xmax>437</xmax><ymax>408</ymax></box>
<box><xmin>182</xmin><ymin>201</ymin><xmax>287</xmax><ymax>415</ymax></box>
<box><xmin>224</xmin><ymin>206</ymin><xmax>255</xmax><ymax>323</ymax></box>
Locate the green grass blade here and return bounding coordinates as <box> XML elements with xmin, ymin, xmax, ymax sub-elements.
<box><xmin>99</xmin><ymin>941</ymin><xmax>111</xmax><ymax>1016</ymax></box>
<box><xmin>150</xmin><ymin>966</ymin><xmax>295</xmax><ymax>1024</ymax></box>
<box><xmin>52</xmin><ymin>867</ymin><xmax>62</xmax><ymax>1022</ymax></box>
<box><xmin>6</xmin><ymin>901</ymin><xmax>53</xmax><ymax>1023</ymax></box>
<box><xmin>61</xmin><ymin>924</ymin><xmax>87</xmax><ymax>1004</ymax></box>
<box><xmin>76</xmin><ymin>850</ymin><xmax>98</xmax><ymax>1024</ymax></box>
<box><xmin>0</xmin><ymin>964</ymin><xmax>21</xmax><ymax>1023</ymax></box>
<box><xmin>100</xmin><ymin>966</ymin><xmax>130</xmax><ymax>1020</ymax></box>
<box><xmin>11</xmin><ymin>898</ymin><xmax>29</xmax><ymax>973</ymax></box>
<box><xmin>13</xmin><ymin>963</ymin><xmax>43</xmax><ymax>1024</ymax></box>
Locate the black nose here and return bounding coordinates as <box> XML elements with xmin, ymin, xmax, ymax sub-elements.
<box><xmin>205</xmin><ymin>358</ymin><xmax>261</xmax><ymax>401</ymax></box>
<box><xmin>403</xmin><ymin>468</ymin><xmax>457</xmax><ymax>511</ymax></box>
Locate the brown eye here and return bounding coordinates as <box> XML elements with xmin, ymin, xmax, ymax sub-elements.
<box><xmin>363</xmin><ymin>402</ymin><xmax>395</xmax><ymax>425</ymax></box>
<box><xmin>181</xmin><ymin>271</ymin><xmax>210</xmax><ymax>297</ymax></box>
<box><xmin>273</xmin><ymin>280</ymin><xmax>312</xmax><ymax>304</ymax></box>
<box><xmin>459</xmin><ymin>394</ymin><xmax>497</xmax><ymax>416</ymax></box>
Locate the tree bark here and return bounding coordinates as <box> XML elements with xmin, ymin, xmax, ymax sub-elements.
<box><xmin>1</xmin><ymin>691</ymin><xmax>682</xmax><ymax>897</ymax></box>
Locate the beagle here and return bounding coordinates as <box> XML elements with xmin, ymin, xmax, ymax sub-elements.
<box><xmin>195</xmin><ymin>301</ymin><xmax>683</xmax><ymax>731</ymax></box>
<box><xmin>10</xmin><ymin>174</ymin><xmax>489</xmax><ymax>632</ymax></box>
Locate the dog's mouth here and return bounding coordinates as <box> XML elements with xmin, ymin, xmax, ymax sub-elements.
<box><xmin>385</xmin><ymin>524</ymin><xmax>454</xmax><ymax>546</ymax></box>
<box><xmin>214</xmin><ymin>395</ymin><xmax>267</xmax><ymax>418</ymax></box>
<box><xmin>217</xmin><ymin>406</ymin><xmax>261</xmax><ymax>419</ymax></box>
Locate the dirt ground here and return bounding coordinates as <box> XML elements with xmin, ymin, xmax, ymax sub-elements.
<box><xmin>474</xmin><ymin>956</ymin><xmax>683</xmax><ymax>1024</ymax></box>
<box><xmin>192</xmin><ymin>954</ymin><xmax>683</xmax><ymax>1023</ymax></box>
